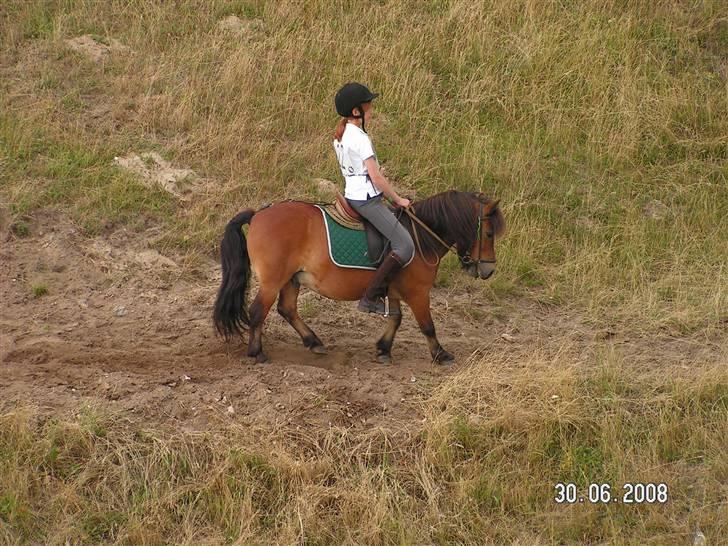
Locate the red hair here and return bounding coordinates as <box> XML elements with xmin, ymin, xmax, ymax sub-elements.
<box><xmin>333</xmin><ymin>118</ymin><xmax>347</xmax><ymax>142</ymax></box>
<box><xmin>332</xmin><ymin>103</ymin><xmax>371</xmax><ymax>142</ymax></box>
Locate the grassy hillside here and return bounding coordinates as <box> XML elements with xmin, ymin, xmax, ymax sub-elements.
<box><xmin>1</xmin><ymin>1</ymin><xmax>726</xmax><ymax>544</ymax></box>
<box><xmin>1</xmin><ymin>0</ymin><xmax>726</xmax><ymax>332</ymax></box>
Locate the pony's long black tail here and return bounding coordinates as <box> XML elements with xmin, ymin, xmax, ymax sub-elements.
<box><xmin>213</xmin><ymin>209</ymin><xmax>256</xmax><ymax>341</ymax></box>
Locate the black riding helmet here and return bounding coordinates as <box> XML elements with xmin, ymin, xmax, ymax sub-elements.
<box><xmin>335</xmin><ymin>82</ymin><xmax>378</xmax><ymax>133</ymax></box>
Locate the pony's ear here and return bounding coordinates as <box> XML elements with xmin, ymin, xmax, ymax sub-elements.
<box><xmin>485</xmin><ymin>199</ymin><xmax>500</xmax><ymax>215</ymax></box>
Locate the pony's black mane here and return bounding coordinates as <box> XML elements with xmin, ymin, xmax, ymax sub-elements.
<box><xmin>405</xmin><ymin>190</ymin><xmax>505</xmax><ymax>260</ymax></box>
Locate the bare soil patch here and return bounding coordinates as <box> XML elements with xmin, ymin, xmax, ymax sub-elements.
<box><xmin>114</xmin><ymin>152</ymin><xmax>199</xmax><ymax>199</ymax></box>
<box><xmin>1</xmin><ymin>210</ymin><xmax>725</xmax><ymax>434</ymax></box>
<box><xmin>64</xmin><ymin>35</ymin><xmax>130</xmax><ymax>63</ymax></box>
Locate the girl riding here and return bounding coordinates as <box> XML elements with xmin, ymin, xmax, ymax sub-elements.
<box><xmin>332</xmin><ymin>82</ymin><xmax>415</xmax><ymax>316</ymax></box>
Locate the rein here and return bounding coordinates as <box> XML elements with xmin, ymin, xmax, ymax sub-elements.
<box><xmin>403</xmin><ymin>207</ymin><xmax>458</xmax><ymax>267</ymax></box>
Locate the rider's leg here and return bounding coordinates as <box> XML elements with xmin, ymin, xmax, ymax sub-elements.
<box><xmin>348</xmin><ymin>195</ymin><xmax>415</xmax><ymax>315</ymax></box>
<box><xmin>358</xmin><ymin>251</ymin><xmax>403</xmax><ymax>314</ymax></box>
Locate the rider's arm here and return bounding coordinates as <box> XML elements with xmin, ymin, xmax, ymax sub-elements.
<box><xmin>364</xmin><ymin>157</ymin><xmax>410</xmax><ymax>207</ymax></box>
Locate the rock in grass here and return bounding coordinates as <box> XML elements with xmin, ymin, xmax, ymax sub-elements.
<box><xmin>217</xmin><ymin>15</ymin><xmax>264</xmax><ymax>38</ymax></box>
<box><xmin>314</xmin><ymin>178</ymin><xmax>338</xmax><ymax>199</ymax></box>
<box><xmin>643</xmin><ymin>199</ymin><xmax>669</xmax><ymax>220</ymax></box>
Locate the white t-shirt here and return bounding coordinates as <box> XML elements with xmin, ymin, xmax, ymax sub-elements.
<box><xmin>333</xmin><ymin>122</ymin><xmax>381</xmax><ymax>200</ymax></box>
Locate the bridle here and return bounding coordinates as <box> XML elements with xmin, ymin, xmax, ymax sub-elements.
<box><xmin>404</xmin><ymin>199</ymin><xmax>496</xmax><ymax>268</ymax></box>
<box><xmin>459</xmin><ymin>200</ymin><xmax>496</xmax><ymax>268</ymax></box>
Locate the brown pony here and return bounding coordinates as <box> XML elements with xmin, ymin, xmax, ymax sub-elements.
<box><xmin>213</xmin><ymin>190</ymin><xmax>505</xmax><ymax>364</ymax></box>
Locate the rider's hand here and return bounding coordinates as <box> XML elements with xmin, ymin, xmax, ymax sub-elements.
<box><xmin>395</xmin><ymin>197</ymin><xmax>411</xmax><ymax>208</ymax></box>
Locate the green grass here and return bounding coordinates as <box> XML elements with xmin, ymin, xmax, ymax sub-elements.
<box><xmin>0</xmin><ymin>114</ymin><xmax>174</xmax><ymax>234</ymax></box>
<box><xmin>30</xmin><ymin>283</ymin><xmax>48</xmax><ymax>298</ymax></box>
<box><xmin>10</xmin><ymin>220</ymin><xmax>30</xmax><ymax>237</ymax></box>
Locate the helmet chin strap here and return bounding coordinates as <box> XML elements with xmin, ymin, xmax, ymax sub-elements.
<box><xmin>353</xmin><ymin>104</ymin><xmax>366</xmax><ymax>133</ymax></box>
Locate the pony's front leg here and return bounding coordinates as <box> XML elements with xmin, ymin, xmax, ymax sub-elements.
<box><xmin>247</xmin><ymin>286</ymin><xmax>278</xmax><ymax>363</ymax></box>
<box><xmin>406</xmin><ymin>292</ymin><xmax>455</xmax><ymax>365</ymax></box>
<box><xmin>376</xmin><ymin>301</ymin><xmax>403</xmax><ymax>364</ymax></box>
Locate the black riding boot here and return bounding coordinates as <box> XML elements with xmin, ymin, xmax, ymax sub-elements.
<box><xmin>357</xmin><ymin>252</ymin><xmax>404</xmax><ymax>316</ymax></box>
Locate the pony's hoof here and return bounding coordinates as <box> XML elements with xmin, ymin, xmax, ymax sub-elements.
<box><xmin>435</xmin><ymin>350</ymin><xmax>455</xmax><ymax>365</ymax></box>
<box><xmin>376</xmin><ymin>353</ymin><xmax>392</xmax><ymax>365</ymax></box>
<box><xmin>310</xmin><ymin>344</ymin><xmax>327</xmax><ymax>355</ymax></box>
<box><xmin>255</xmin><ymin>352</ymin><xmax>268</xmax><ymax>364</ymax></box>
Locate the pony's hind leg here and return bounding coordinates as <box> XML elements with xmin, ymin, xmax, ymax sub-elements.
<box><xmin>376</xmin><ymin>299</ymin><xmax>403</xmax><ymax>364</ymax></box>
<box><xmin>277</xmin><ymin>279</ymin><xmax>327</xmax><ymax>354</ymax></box>
<box><xmin>247</xmin><ymin>285</ymin><xmax>279</xmax><ymax>363</ymax></box>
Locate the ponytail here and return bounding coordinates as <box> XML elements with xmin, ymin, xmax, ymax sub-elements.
<box><xmin>333</xmin><ymin>117</ymin><xmax>347</xmax><ymax>142</ymax></box>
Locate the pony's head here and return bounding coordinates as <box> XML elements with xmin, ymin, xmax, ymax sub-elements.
<box><xmin>461</xmin><ymin>193</ymin><xmax>505</xmax><ymax>279</ymax></box>
<box><xmin>411</xmin><ymin>190</ymin><xmax>506</xmax><ymax>279</ymax></box>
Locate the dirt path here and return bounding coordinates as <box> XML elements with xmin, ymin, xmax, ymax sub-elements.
<box><xmin>2</xmin><ymin>211</ymin><xmax>725</xmax><ymax>433</ymax></box>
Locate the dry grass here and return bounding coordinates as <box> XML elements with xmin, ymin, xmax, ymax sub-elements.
<box><xmin>0</xmin><ymin>345</ymin><xmax>726</xmax><ymax>544</ymax></box>
<box><xmin>1</xmin><ymin>0</ymin><xmax>727</xmax><ymax>543</ymax></box>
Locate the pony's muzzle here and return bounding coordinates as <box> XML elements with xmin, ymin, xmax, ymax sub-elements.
<box><xmin>475</xmin><ymin>261</ymin><xmax>495</xmax><ymax>279</ymax></box>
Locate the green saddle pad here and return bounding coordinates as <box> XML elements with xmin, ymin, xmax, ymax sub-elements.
<box><xmin>316</xmin><ymin>206</ymin><xmax>378</xmax><ymax>270</ymax></box>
